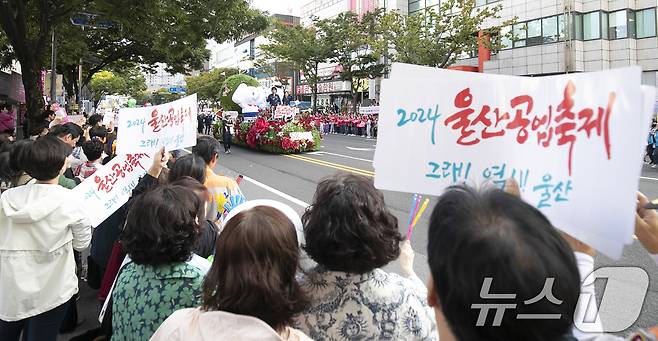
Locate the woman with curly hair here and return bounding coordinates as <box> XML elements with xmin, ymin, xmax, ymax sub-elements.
<box><xmin>151</xmin><ymin>201</ymin><xmax>311</xmax><ymax>341</ymax></box>
<box><xmin>293</xmin><ymin>173</ymin><xmax>438</xmax><ymax>341</ymax></box>
<box><xmin>110</xmin><ymin>184</ymin><xmax>210</xmax><ymax>341</ymax></box>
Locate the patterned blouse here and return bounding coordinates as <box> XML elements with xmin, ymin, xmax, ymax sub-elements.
<box><xmin>293</xmin><ymin>266</ymin><xmax>438</xmax><ymax>341</ymax></box>
<box><xmin>111</xmin><ymin>260</ymin><xmax>207</xmax><ymax>341</ymax></box>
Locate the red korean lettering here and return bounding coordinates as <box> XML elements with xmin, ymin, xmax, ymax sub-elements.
<box><xmin>112</xmin><ymin>163</ymin><xmax>126</xmax><ymax>178</ymax></box>
<box><xmin>577</xmin><ymin>92</ymin><xmax>615</xmax><ymax>160</ymax></box>
<box><xmin>472</xmin><ymin>105</ymin><xmax>505</xmax><ymax>139</ymax></box>
<box><xmin>148</xmin><ymin>109</ymin><xmax>161</xmax><ymax>133</ymax></box>
<box><xmin>94</xmin><ymin>175</ymin><xmax>113</xmax><ymax>193</ymax></box>
<box><xmin>506</xmin><ymin>95</ymin><xmax>533</xmax><ymax>144</ymax></box>
<box><xmin>445</xmin><ymin>88</ymin><xmax>479</xmax><ymax>145</ymax></box>
<box><xmin>555</xmin><ymin>81</ymin><xmax>577</xmax><ymax>175</ymax></box>
<box><xmin>533</xmin><ymin>105</ymin><xmax>554</xmax><ymax>147</ymax></box>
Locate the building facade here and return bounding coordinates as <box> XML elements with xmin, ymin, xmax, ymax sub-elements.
<box><xmin>299</xmin><ymin>0</ymin><xmax>408</xmax><ymax>110</ymax></box>
<box><xmin>412</xmin><ymin>0</ymin><xmax>658</xmax><ymax>85</ymax></box>
<box><xmin>143</xmin><ymin>64</ymin><xmax>187</xmax><ymax>92</ymax></box>
<box><xmin>206</xmin><ymin>14</ymin><xmax>301</xmax><ymax>89</ymax></box>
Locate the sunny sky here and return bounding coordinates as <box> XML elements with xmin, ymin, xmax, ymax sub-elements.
<box><xmin>250</xmin><ymin>0</ymin><xmax>303</xmax><ymax>16</ymax></box>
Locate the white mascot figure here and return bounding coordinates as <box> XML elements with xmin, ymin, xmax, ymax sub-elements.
<box><xmin>232</xmin><ymin>83</ymin><xmax>267</xmax><ymax>122</ymax></box>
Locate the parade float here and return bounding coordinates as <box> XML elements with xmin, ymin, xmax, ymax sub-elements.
<box><xmin>213</xmin><ymin>74</ymin><xmax>321</xmax><ymax>154</ymax></box>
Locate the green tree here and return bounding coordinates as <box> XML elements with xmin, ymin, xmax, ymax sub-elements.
<box><xmin>89</xmin><ymin>71</ymin><xmax>124</xmax><ymax>104</ymax></box>
<box><xmin>0</xmin><ymin>0</ymin><xmax>267</xmax><ymax>131</ymax></box>
<box><xmin>317</xmin><ymin>10</ymin><xmax>388</xmax><ymax>113</ymax></box>
<box><xmin>381</xmin><ymin>0</ymin><xmax>515</xmax><ymax>68</ymax></box>
<box><xmin>262</xmin><ymin>23</ymin><xmax>333</xmax><ymax>114</ymax></box>
<box><xmin>185</xmin><ymin>68</ymin><xmax>239</xmax><ymax>104</ymax></box>
<box><xmin>88</xmin><ymin>67</ymin><xmax>146</xmax><ymax>105</ymax></box>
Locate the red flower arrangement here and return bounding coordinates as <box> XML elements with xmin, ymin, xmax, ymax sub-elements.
<box><xmin>218</xmin><ymin>118</ymin><xmax>321</xmax><ymax>154</ymax></box>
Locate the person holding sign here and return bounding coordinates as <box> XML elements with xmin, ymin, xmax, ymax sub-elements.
<box><xmin>110</xmin><ymin>185</ymin><xmax>210</xmax><ymax>341</ymax></box>
<box><xmin>0</xmin><ymin>136</ymin><xmax>92</xmax><ymax>341</ymax></box>
<box><xmin>425</xmin><ymin>183</ymin><xmax>658</xmax><ymax>341</ymax></box>
<box><xmin>294</xmin><ymin>173</ymin><xmax>437</xmax><ymax>340</ymax></box>
<box><xmin>192</xmin><ymin>136</ymin><xmax>245</xmax><ymax>223</ymax></box>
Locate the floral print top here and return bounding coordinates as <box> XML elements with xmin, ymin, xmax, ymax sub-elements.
<box><xmin>111</xmin><ymin>261</ymin><xmax>206</xmax><ymax>341</ymax></box>
<box><xmin>293</xmin><ymin>266</ymin><xmax>438</xmax><ymax>341</ymax></box>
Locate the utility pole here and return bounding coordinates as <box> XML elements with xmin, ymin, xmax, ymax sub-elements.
<box><xmin>78</xmin><ymin>26</ymin><xmax>84</xmax><ymax>110</ymax></box>
<box><xmin>50</xmin><ymin>28</ymin><xmax>57</xmax><ymax>104</ymax></box>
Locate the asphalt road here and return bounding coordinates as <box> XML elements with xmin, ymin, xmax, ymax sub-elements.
<box><xmin>61</xmin><ymin>133</ymin><xmax>658</xmax><ymax>340</ymax></box>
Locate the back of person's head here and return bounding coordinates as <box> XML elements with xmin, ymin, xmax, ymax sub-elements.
<box><xmin>89</xmin><ymin>125</ymin><xmax>108</xmax><ymax>140</ymax></box>
<box><xmin>192</xmin><ymin>136</ymin><xmax>221</xmax><ymax>165</ymax></box>
<box><xmin>42</xmin><ymin>109</ymin><xmax>55</xmax><ymax>121</ymax></box>
<box><xmin>203</xmin><ymin>205</ymin><xmax>308</xmax><ymax>330</ymax></box>
<box><xmin>18</xmin><ymin>136</ymin><xmax>71</xmax><ymax>181</ymax></box>
<box><xmin>427</xmin><ymin>185</ymin><xmax>580</xmax><ymax>341</ymax></box>
<box><xmin>168</xmin><ymin>154</ymin><xmax>207</xmax><ymax>184</ymax></box>
<box><xmin>81</xmin><ymin>139</ymin><xmax>104</xmax><ymax>162</ymax></box>
<box><xmin>302</xmin><ymin>172</ymin><xmax>401</xmax><ymax>274</ymax></box>
<box><xmin>88</xmin><ymin>114</ymin><xmax>102</xmax><ymax>127</ymax></box>
<box><xmin>122</xmin><ymin>185</ymin><xmax>203</xmax><ymax>266</ymax></box>
<box><xmin>48</xmin><ymin>122</ymin><xmax>84</xmax><ymax>144</ymax></box>
<box><xmin>169</xmin><ymin>176</ymin><xmax>209</xmax><ymax>221</ymax></box>
<box><xmin>0</xmin><ymin>139</ymin><xmax>31</xmax><ymax>184</ymax></box>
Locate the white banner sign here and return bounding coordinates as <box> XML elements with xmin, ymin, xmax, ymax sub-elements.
<box><xmin>72</xmin><ymin>153</ymin><xmax>154</xmax><ymax>227</ymax></box>
<box><xmin>289</xmin><ymin>131</ymin><xmax>314</xmax><ymax>141</ymax></box>
<box><xmin>116</xmin><ymin>94</ymin><xmax>198</xmax><ymax>154</ymax></box>
<box><xmin>374</xmin><ymin>63</ymin><xmax>655</xmax><ymax>259</ymax></box>
<box><xmin>359</xmin><ymin>106</ymin><xmax>379</xmax><ymax>115</ymax></box>
<box><xmin>274</xmin><ymin>105</ymin><xmax>299</xmax><ymax>119</ymax></box>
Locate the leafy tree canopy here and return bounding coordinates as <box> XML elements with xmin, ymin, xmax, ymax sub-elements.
<box><xmin>185</xmin><ymin>67</ymin><xmax>239</xmax><ymax>103</ymax></box>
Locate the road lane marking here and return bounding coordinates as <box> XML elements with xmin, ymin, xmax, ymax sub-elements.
<box><xmin>288</xmin><ymin>154</ymin><xmax>375</xmax><ymax>175</ymax></box>
<box><xmin>240</xmin><ymin>175</ymin><xmax>310</xmax><ymax>208</ymax></box>
<box><xmin>285</xmin><ymin>154</ymin><xmax>375</xmax><ymax>177</ymax></box>
<box><xmin>308</xmin><ymin>151</ymin><xmax>373</xmax><ymax>163</ymax></box>
<box><xmin>181</xmin><ymin>148</ymin><xmax>310</xmax><ymax>208</ymax></box>
<box><xmin>640</xmin><ymin>176</ymin><xmax>658</xmax><ymax>181</ymax></box>
<box><xmin>346</xmin><ymin>146</ymin><xmax>375</xmax><ymax>151</ymax></box>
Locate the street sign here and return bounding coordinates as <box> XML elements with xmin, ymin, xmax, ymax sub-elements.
<box><xmin>70</xmin><ymin>13</ymin><xmax>116</xmax><ymax>29</ymax></box>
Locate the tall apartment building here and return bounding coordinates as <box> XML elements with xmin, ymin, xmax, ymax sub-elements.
<box><xmin>411</xmin><ymin>0</ymin><xmax>658</xmax><ymax>86</ymax></box>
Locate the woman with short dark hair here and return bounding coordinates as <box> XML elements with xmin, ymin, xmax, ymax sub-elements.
<box><xmin>294</xmin><ymin>172</ymin><xmax>437</xmax><ymax>340</ymax></box>
<box><xmin>110</xmin><ymin>184</ymin><xmax>210</xmax><ymax>341</ymax></box>
<box><xmin>151</xmin><ymin>203</ymin><xmax>312</xmax><ymax>341</ymax></box>
<box><xmin>0</xmin><ymin>136</ymin><xmax>91</xmax><ymax>341</ymax></box>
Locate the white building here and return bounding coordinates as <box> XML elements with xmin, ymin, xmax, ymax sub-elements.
<box><xmin>143</xmin><ymin>64</ymin><xmax>187</xmax><ymax>92</ymax></box>
<box><xmin>207</xmin><ymin>40</ymin><xmax>240</xmax><ymax>70</ymax></box>
<box><xmin>299</xmin><ymin>0</ymin><xmax>408</xmax><ymax>109</ymax></box>
<box><xmin>412</xmin><ymin>0</ymin><xmax>658</xmax><ymax>86</ymax></box>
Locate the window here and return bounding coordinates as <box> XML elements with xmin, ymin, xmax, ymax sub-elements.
<box><xmin>513</xmin><ymin>23</ymin><xmax>527</xmax><ymax>47</ymax></box>
<box><xmin>628</xmin><ymin>10</ymin><xmax>636</xmax><ymax>37</ymax></box>
<box><xmin>608</xmin><ymin>10</ymin><xmax>628</xmax><ymax>39</ymax></box>
<box><xmin>601</xmin><ymin>12</ymin><xmax>609</xmax><ymax>39</ymax></box>
<box><xmin>558</xmin><ymin>14</ymin><xmax>568</xmax><ymax>41</ymax></box>
<box><xmin>583</xmin><ymin>12</ymin><xmax>601</xmax><ymax>40</ymax></box>
<box><xmin>543</xmin><ymin>16</ymin><xmax>558</xmax><ymax>43</ymax></box>
<box><xmin>475</xmin><ymin>0</ymin><xmax>486</xmax><ymax>6</ymax></box>
<box><xmin>487</xmin><ymin>0</ymin><xmax>500</xmax><ymax>3</ymax></box>
<box><xmin>572</xmin><ymin>13</ymin><xmax>583</xmax><ymax>40</ymax></box>
<box><xmin>527</xmin><ymin>19</ymin><xmax>542</xmax><ymax>45</ymax></box>
<box><xmin>501</xmin><ymin>25</ymin><xmax>512</xmax><ymax>49</ymax></box>
<box><xmin>637</xmin><ymin>8</ymin><xmax>657</xmax><ymax>38</ymax></box>
<box><xmin>409</xmin><ymin>0</ymin><xmax>422</xmax><ymax>13</ymax></box>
